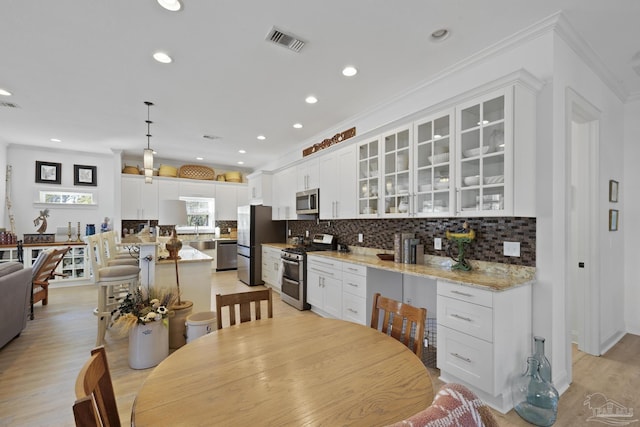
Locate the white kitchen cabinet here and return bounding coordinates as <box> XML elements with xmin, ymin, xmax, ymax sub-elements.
<box><xmin>247</xmin><ymin>171</ymin><xmax>273</xmax><ymax>206</ymax></box>
<box><xmin>357</xmin><ymin>137</ymin><xmax>381</xmax><ymax>217</ymax></box>
<box><xmin>341</xmin><ymin>261</ymin><xmax>367</xmax><ymax>325</ymax></box>
<box><xmin>272</xmin><ymin>167</ymin><xmax>296</xmax><ymax>220</ymax></box>
<box><xmin>413</xmin><ymin>110</ymin><xmax>455</xmax><ymax>217</ymax></box>
<box><xmin>380</xmin><ymin>125</ymin><xmax>412</xmax><ymax>217</ymax></box>
<box><xmin>455</xmin><ymin>83</ymin><xmax>536</xmax><ymax>217</ymax></box>
<box><xmin>261</xmin><ymin>245</ymin><xmax>282</xmax><ymax>292</ymax></box>
<box><xmin>179</xmin><ymin>180</ymin><xmax>216</xmax><ymax>198</ymax></box>
<box><xmin>307</xmin><ymin>255</ymin><xmax>342</xmax><ymax>319</ymax></box>
<box><xmin>158</xmin><ymin>179</ymin><xmax>180</xmax><ymax>202</ymax></box>
<box><xmin>319</xmin><ymin>145</ymin><xmax>357</xmax><ymax>219</ymax></box>
<box><xmin>121</xmin><ymin>175</ymin><xmax>159</xmax><ymax>220</ymax></box>
<box><xmin>436</xmin><ymin>279</ymin><xmax>532</xmax><ymax>413</ymax></box>
<box><xmin>296</xmin><ymin>158</ymin><xmax>319</xmax><ymax>191</ymax></box>
<box><xmin>215</xmin><ymin>183</ymin><xmax>246</xmax><ymax>221</ymax></box>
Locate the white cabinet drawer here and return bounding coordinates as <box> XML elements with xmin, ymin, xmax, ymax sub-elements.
<box><xmin>342</xmin><ymin>292</ymin><xmax>367</xmax><ymax>325</ymax></box>
<box><xmin>342</xmin><ymin>262</ymin><xmax>366</xmax><ymax>276</ymax></box>
<box><xmin>438</xmin><ymin>296</ymin><xmax>493</xmax><ymax>342</ymax></box>
<box><xmin>437</xmin><ymin>280</ymin><xmax>493</xmax><ymax>308</ymax></box>
<box><xmin>308</xmin><ymin>256</ymin><xmax>342</xmax><ymax>271</ymax></box>
<box><xmin>437</xmin><ymin>325</ymin><xmax>493</xmax><ymax>393</ymax></box>
<box><xmin>342</xmin><ymin>272</ymin><xmax>366</xmax><ymax>298</ymax></box>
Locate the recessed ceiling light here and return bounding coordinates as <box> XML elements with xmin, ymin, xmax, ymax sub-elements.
<box><xmin>152</xmin><ymin>150</ymin><xmax>158</xmax><ymax>155</ymax></box>
<box><xmin>196</xmin><ymin>157</ymin><xmax>204</xmax><ymax>160</ymax></box>
<box><xmin>0</xmin><ymin>88</ymin><xmax>12</xmax><ymax>96</ymax></box>
<box><xmin>257</xmin><ymin>135</ymin><xmax>266</xmax><ymax>140</ymax></box>
<box><xmin>293</xmin><ymin>123</ymin><xmax>303</xmax><ymax>129</ymax></box>
<box><xmin>342</xmin><ymin>66</ymin><xmax>358</xmax><ymax>77</ymax></box>
<box><xmin>433</xmin><ymin>134</ymin><xmax>441</xmax><ymax>139</ymax></box>
<box><xmin>305</xmin><ymin>95</ymin><xmax>318</xmax><ymax>104</ymax></box>
<box><xmin>157</xmin><ymin>0</ymin><xmax>181</xmax><ymax>11</ymax></box>
<box><xmin>238</xmin><ymin>149</ymin><xmax>246</xmax><ymax>154</ymax></box>
<box><xmin>153</xmin><ymin>52</ymin><xmax>172</xmax><ymax>63</ymax></box>
<box><xmin>430</xmin><ymin>28</ymin><xmax>450</xmax><ymax>42</ymax></box>
<box><xmin>237</xmin><ymin>161</ymin><xmax>244</xmax><ymax>165</ymax></box>
<box><xmin>50</xmin><ymin>138</ymin><xmax>61</xmax><ymax>142</ymax></box>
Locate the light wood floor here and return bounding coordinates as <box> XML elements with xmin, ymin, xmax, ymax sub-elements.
<box><xmin>1</xmin><ymin>271</ymin><xmax>639</xmax><ymax>426</ymax></box>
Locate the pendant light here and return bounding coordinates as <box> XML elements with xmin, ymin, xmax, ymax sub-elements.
<box><xmin>143</xmin><ymin>101</ymin><xmax>154</xmax><ymax>183</ymax></box>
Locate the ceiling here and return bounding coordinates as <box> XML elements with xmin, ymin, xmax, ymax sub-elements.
<box><xmin>1</xmin><ymin>0</ymin><xmax>639</xmax><ymax>172</ymax></box>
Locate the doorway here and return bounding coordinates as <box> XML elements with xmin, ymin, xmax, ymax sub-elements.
<box><xmin>566</xmin><ymin>88</ymin><xmax>601</xmax><ymax>366</ymax></box>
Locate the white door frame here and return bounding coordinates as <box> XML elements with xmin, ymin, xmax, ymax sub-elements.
<box><xmin>565</xmin><ymin>87</ymin><xmax>601</xmax><ymax>368</ymax></box>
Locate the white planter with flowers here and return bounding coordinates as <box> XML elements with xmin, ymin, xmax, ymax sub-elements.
<box><xmin>112</xmin><ymin>287</ymin><xmax>177</xmax><ymax>370</ymax></box>
<box><xmin>129</xmin><ymin>318</ymin><xmax>169</xmax><ymax>369</ymax></box>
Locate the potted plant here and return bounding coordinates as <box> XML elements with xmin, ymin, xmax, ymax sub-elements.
<box><xmin>112</xmin><ymin>286</ymin><xmax>178</xmax><ymax>369</ymax></box>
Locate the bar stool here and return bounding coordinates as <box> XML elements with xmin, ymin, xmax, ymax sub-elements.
<box><xmin>100</xmin><ymin>230</ymin><xmax>138</xmax><ymax>266</ymax></box>
<box><xmin>86</xmin><ymin>234</ymin><xmax>140</xmax><ymax>346</ymax></box>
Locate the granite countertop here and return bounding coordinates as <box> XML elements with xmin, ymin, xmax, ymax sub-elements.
<box><xmin>261</xmin><ymin>242</ymin><xmax>535</xmax><ymax>291</ymax></box>
<box><xmin>308</xmin><ymin>250</ymin><xmax>535</xmax><ymax>292</ymax></box>
<box><xmin>156</xmin><ymin>246</ymin><xmax>212</xmax><ymax>264</ymax></box>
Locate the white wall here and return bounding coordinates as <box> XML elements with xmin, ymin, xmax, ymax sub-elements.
<box><xmin>537</xmin><ymin>32</ymin><xmax>626</xmax><ymax>391</ymax></box>
<box><xmin>623</xmin><ymin>99</ymin><xmax>640</xmax><ymax>334</ymax></box>
<box><xmin>7</xmin><ymin>145</ymin><xmax>118</xmax><ymax>239</ymax></box>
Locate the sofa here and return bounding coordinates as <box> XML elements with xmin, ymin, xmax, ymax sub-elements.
<box><xmin>0</xmin><ymin>262</ymin><xmax>32</xmax><ymax>349</ymax></box>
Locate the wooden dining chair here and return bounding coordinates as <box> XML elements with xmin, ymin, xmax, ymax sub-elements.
<box><xmin>73</xmin><ymin>346</ymin><xmax>121</xmax><ymax>427</ymax></box>
<box><xmin>30</xmin><ymin>246</ymin><xmax>70</xmax><ymax>319</ymax></box>
<box><xmin>370</xmin><ymin>292</ymin><xmax>427</xmax><ymax>358</ymax></box>
<box><xmin>215</xmin><ymin>288</ymin><xmax>273</xmax><ymax>329</ymax></box>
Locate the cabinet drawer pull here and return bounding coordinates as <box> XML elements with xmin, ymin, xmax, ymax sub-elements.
<box><xmin>347</xmin><ymin>308</ymin><xmax>358</xmax><ymax>314</ymax></box>
<box><xmin>311</xmin><ymin>259</ymin><xmax>338</xmax><ymax>267</ymax></box>
<box><xmin>450</xmin><ymin>352</ymin><xmax>472</xmax><ymax>363</ymax></box>
<box><xmin>346</xmin><ymin>267</ymin><xmax>358</xmax><ymax>272</ymax></box>
<box><xmin>451</xmin><ymin>290</ymin><xmax>473</xmax><ymax>297</ymax></box>
<box><xmin>346</xmin><ymin>282</ymin><xmax>358</xmax><ymax>288</ymax></box>
<box><xmin>451</xmin><ymin>313</ymin><xmax>473</xmax><ymax>322</ymax></box>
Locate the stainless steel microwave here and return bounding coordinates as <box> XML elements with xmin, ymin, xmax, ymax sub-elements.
<box><xmin>296</xmin><ymin>188</ymin><xmax>319</xmax><ymax>215</ymax></box>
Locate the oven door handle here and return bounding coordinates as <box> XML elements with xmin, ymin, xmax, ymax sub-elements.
<box><xmin>282</xmin><ymin>277</ymin><xmax>299</xmax><ymax>285</ymax></box>
<box><xmin>281</xmin><ymin>259</ymin><xmax>299</xmax><ymax>266</ymax></box>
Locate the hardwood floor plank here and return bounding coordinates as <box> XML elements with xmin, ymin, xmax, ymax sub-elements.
<box><xmin>1</xmin><ymin>270</ymin><xmax>638</xmax><ymax>426</ymax></box>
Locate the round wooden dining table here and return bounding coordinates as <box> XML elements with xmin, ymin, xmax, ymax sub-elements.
<box><xmin>132</xmin><ymin>316</ymin><xmax>434</xmax><ymax>426</ymax></box>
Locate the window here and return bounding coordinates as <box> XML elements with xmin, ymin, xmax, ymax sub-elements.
<box><xmin>37</xmin><ymin>189</ymin><xmax>96</xmax><ymax>205</ymax></box>
<box><xmin>177</xmin><ymin>197</ymin><xmax>215</xmax><ymax>232</ymax></box>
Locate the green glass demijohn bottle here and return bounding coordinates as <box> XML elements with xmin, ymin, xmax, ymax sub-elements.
<box><xmin>512</xmin><ymin>357</ymin><xmax>559</xmax><ymax>426</ymax></box>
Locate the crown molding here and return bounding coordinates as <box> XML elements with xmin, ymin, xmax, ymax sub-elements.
<box><xmin>552</xmin><ymin>12</ymin><xmax>628</xmax><ymax>102</ymax></box>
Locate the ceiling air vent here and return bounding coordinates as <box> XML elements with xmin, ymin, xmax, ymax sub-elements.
<box><xmin>0</xmin><ymin>102</ymin><xmax>20</xmax><ymax>108</ymax></box>
<box><xmin>265</xmin><ymin>27</ymin><xmax>305</xmax><ymax>53</ymax></box>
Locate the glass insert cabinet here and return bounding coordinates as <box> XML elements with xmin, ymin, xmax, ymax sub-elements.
<box><xmin>0</xmin><ymin>243</ymin><xmax>88</xmax><ymax>283</ymax></box>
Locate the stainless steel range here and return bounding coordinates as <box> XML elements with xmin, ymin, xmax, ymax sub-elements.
<box><xmin>280</xmin><ymin>233</ymin><xmax>336</xmax><ymax>311</ymax></box>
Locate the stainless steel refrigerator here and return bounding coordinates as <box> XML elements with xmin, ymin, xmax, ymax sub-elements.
<box><xmin>237</xmin><ymin>205</ymin><xmax>286</xmax><ymax>286</ymax></box>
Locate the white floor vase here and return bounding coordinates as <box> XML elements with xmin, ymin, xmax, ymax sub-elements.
<box><xmin>128</xmin><ymin>320</ymin><xmax>169</xmax><ymax>369</ymax></box>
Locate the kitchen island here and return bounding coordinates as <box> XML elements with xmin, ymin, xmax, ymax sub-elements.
<box><xmin>155</xmin><ymin>245</ymin><xmax>213</xmax><ymax>313</ymax></box>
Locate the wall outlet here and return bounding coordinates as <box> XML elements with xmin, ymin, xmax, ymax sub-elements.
<box><xmin>358</xmin><ymin>233</ymin><xmax>363</xmax><ymax>243</ymax></box>
<box><xmin>434</xmin><ymin>237</ymin><xmax>442</xmax><ymax>250</ymax></box>
<box><xmin>288</xmin><ymin>229</ymin><xmax>291</xmax><ymax>236</ymax></box>
<box><xmin>503</xmin><ymin>241</ymin><xmax>521</xmax><ymax>257</ymax></box>
<box><xmin>305</xmin><ymin>230</ymin><xmax>309</xmax><ymax>237</ymax></box>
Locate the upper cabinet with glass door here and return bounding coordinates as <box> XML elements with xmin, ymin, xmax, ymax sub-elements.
<box><xmin>457</xmin><ymin>89</ymin><xmax>509</xmax><ymax>216</ymax></box>
<box><xmin>413</xmin><ymin>111</ymin><xmax>454</xmax><ymax>217</ymax></box>
<box><xmin>381</xmin><ymin>126</ymin><xmax>412</xmax><ymax>216</ymax></box>
<box><xmin>455</xmin><ymin>82</ymin><xmax>537</xmax><ymax>217</ymax></box>
<box><xmin>357</xmin><ymin>137</ymin><xmax>380</xmax><ymax>217</ymax></box>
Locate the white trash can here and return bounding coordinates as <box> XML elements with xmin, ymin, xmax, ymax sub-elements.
<box><xmin>185</xmin><ymin>311</ymin><xmax>217</xmax><ymax>343</ymax></box>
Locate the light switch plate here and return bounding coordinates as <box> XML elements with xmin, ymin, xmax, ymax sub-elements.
<box><xmin>434</xmin><ymin>238</ymin><xmax>442</xmax><ymax>250</ymax></box>
<box><xmin>358</xmin><ymin>233</ymin><xmax>363</xmax><ymax>243</ymax></box>
<box><xmin>504</xmin><ymin>241</ymin><xmax>521</xmax><ymax>257</ymax></box>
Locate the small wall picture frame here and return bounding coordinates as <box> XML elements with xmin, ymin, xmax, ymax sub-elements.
<box><xmin>609</xmin><ymin>209</ymin><xmax>619</xmax><ymax>231</ymax></box>
<box><xmin>74</xmin><ymin>164</ymin><xmax>97</xmax><ymax>186</ymax></box>
<box><xmin>609</xmin><ymin>180</ymin><xmax>619</xmax><ymax>203</ymax></box>
<box><xmin>35</xmin><ymin>161</ymin><xmax>61</xmax><ymax>184</ymax></box>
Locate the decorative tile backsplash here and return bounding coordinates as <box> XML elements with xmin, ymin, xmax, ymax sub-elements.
<box><xmin>288</xmin><ymin>217</ymin><xmax>536</xmax><ymax>267</ymax></box>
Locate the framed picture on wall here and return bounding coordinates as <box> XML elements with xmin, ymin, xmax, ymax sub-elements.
<box><xmin>74</xmin><ymin>164</ymin><xmax>97</xmax><ymax>186</ymax></box>
<box><xmin>609</xmin><ymin>180</ymin><xmax>619</xmax><ymax>202</ymax></box>
<box><xmin>35</xmin><ymin>161</ymin><xmax>61</xmax><ymax>184</ymax></box>
<box><xmin>609</xmin><ymin>209</ymin><xmax>619</xmax><ymax>231</ymax></box>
